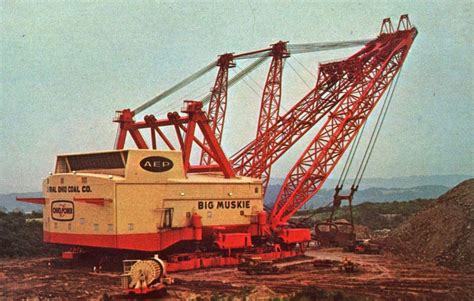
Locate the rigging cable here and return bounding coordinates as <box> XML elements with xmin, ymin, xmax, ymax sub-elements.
<box><xmin>234</xmin><ymin>64</ymin><xmax>265</xmax><ymax>91</ymax></box>
<box><xmin>286</xmin><ymin>60</ymin><xmax>312</xmax><ymax>90</ymax></box>
<box><xmin>336</xmin><ymin>119</ymin><xmax>368</xmax><ymax>188</ymax></box>
<box><xmin>133</xmin><ymin>61</ymin><xmax>217</xmax><ymax>115</ymax></box>
<box><xmin>200</xmin><ymin>56</ymin><xmax>269</xmax><ymax>105</ymax></box>
<box><xmin>131</xmin><ymin>39</ymin><xmax>369</xmax><ymax>115</ymax></box>
<box><xmin>353</xmin><ymin>68</ymin><xmax>403</xmax><ymax>187</ymax></box>
<box><xmin>334</xmin><ymin>65</ymin><xmax>402</xmax><ymax>193</ymax></box>
<box><xmin>292</xmin><ymin>55</ymin><xmax>316</xmax><ymax>78</ymax></box>
<box><xmin>288</xmin><ymin>39</ymin><xmax>371</xmax><ymax>54</ymax></box>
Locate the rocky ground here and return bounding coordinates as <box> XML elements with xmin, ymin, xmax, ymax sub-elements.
<box><xmin>1</xmin><ymin>248</ymin><xmax>473</xmax><ymax>300</ymax></box>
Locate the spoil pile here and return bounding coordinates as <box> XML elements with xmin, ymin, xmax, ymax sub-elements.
<box><xmin>386</xmin><ymin>179</ymin><xmax>474</xmax><ymax>272</ymax></box>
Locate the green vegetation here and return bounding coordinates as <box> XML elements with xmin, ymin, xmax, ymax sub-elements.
<box><xmin>0</xmin><ymin>210</ymin><xmax>62</xmax><ymax>258</ymax></box>
<box><xmin>297</xmin><ymin>199</ymin><xmax>435</xmax><ymax>230</ymax></box>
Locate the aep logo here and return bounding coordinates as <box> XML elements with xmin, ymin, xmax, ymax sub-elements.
<box><xmin>51</xmin><ymin>200</ymin><xmax>74</xmax><ymax>221</ymax></box>
<box><xmin>140</xmin><ymin>156</ymin><xmax>174</xmax><ymax>173</ymax></box>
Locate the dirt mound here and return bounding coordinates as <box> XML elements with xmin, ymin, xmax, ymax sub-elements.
<box><xmin>247</xmin><ymin>285</ymin><xmax>280</xmax><ymax>299</ymax></box>
<box><xmin>386</xmin><ymin>179</ymin><xmax>474</xmax><ymax>272</ymax></box>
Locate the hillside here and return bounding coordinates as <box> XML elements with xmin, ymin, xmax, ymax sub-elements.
<box><xmin>297</xmin><ymin>198</ymin><xmax>435</xmax><ymax>231</ymax></box>
<box><xmin>386</xmin><ymin>179</ymin><xmax>474</xmax><ymax>272</ymax></box>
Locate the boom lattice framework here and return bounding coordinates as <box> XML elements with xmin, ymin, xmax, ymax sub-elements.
<box><xmin>251</xmin><ymin>41</ymin><xmax>289</xmax><ymax>192</ymax></box>
<box><xmin>112</xmin><ymin>15</ymin><xmax>417</xmax><ymax>231</ymax></box>
<box><xmin>200</xmin><ymin>54</ymin><xmax>235</xmax><ymax>165</ymax></box>
<box><xmin>270</xmin><ymin>22</ymin><xmax>416</xmax><ymax>227</ymax></box>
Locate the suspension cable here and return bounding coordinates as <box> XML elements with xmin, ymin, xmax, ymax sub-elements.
<box><xmin>353</xmin><ymin>68</ymin><xmax>403</xmax><ymax>187</ymax></box>
<box><xmin>200</xmin><ymin>56</ymin><xmax>269</xmax><ymax>105</ymax></box>
<box><xmin>336</xmin><ymin>119</ymin><xmax>368</xmax><ymax>188</ymax></box>
<box><xmin>235</xmin><ymin>64</ymin><xmax>264</xmax><ymax>91</ymax></box>
<box><xmin>131</xmin><ymin>39</ymin><xmax>370</xmax><ymax>115</ymax></box>
<box><xmin>133</xmin><ymin>60</ymin><xmax>217</xmax><ymax>115</ymax></box>
<box><xmin>292</xmin><ymin>55</ymin><xmax>316</xmax><ymax>78</ymax></box>
<box><xmin>182</xmin><ymin>78</ymin><xmax>217</xmax><ymax>101</ymax></box>
<box><xmin>288</xmin><ymin>39</ymin><xmax>370</xmax><ymax>54</ymax></box>
<box><xmin>238</xmin><ymin>75</ymin><xmax>262</xmax><ymax>98</ymax></box>
<box><xmin>338</xmin><ymin>75</ymin><xmax>396</xmax><ymax>188</ymax></box>
<box><xmin>335</xmin><ymin>65</ymin><xmax>400</xmax><ymax>190</ymax></box>
<box><xmin>286</xmin><ymin>60</ymin><xmax>312</xmax><ymax>89</ymax></box>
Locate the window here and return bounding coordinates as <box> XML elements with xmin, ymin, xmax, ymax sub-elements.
<box><xmin>67</xmin><ymin>151</ymin><xmax>126</xmax><ymax>171</ymax></box>
<box><xmin>81</xmin><ymin>177</ymin><xmax>88</xmax><ymax>184</ymax></box>
<box><xmin>93</xmin><ymin>224</ymin><xmax>99</xmax><ymax>232</ymax></box>
<box><xmin>163</xmin><ymin>208</ymin><xmax>173</xmax><ymax>228</ymax></box>
<box><xmin>207</xmin><ymin>211</ymin><xmax>212</xmax><ymax>218</ymax></box>
<box><xmin>186</xmin><ymin>212</ymin><xmax>191</xmax><ymax>219</ymax></box>
<box><xmin>60</xmin><ymin>178</ymin><xmax>64</xmax><ymax>184</ymax></box>
<box><xmin>79</xmin><ymin>218</ymin><xmax>85</xmax><ymax>225</ymax></box>
<box><xmin>68</xmin><ymin>223</ymin><xmax>72</xmax><ymax>230</ymax></box>
<box><xmin>128</xmin><ymin>223</ymin><xmax>134</xmax><ymax>231</ymax></box>
<box><xmin>240</xmin><ymin>210</ymin><xmax>244</xmax><ymax>216</ymax></box>
<box><xmin>255</xmin><ymin>187</ymin><xmax>259</xmax><ymax>193</ymax></box>
<box><xmin>107</xmin><ymin>224</ymin><xmax>113</xmax><ymax>232</ymax></box>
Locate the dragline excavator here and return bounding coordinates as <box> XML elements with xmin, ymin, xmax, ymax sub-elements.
<box><xmin>18</xmin><ymin>15</ymin><xmax>416</xmax><ymax>293</ymax></box>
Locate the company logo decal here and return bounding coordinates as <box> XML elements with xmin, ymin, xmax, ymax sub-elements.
<box><xmin>51</xmin><ymin>200</ymin><xmax>74</xmax><ymax>221</ymax></box>
<box><xmin>140</xmin><ymin>156</ymin><xmax>174</xmax><ymax>172</ymax></box>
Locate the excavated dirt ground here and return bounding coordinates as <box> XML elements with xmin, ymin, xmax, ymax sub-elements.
<box><xmin>1</xmin><ymin>248</ymin><xmax>473</xmax><ymax>300</ymax></box>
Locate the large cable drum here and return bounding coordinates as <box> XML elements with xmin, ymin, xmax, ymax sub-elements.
<box><xmin>129</xmin><ymin>257</ymin><xmax>165</xmax><ymax>288</ymax></box>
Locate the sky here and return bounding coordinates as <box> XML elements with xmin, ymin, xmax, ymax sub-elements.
<box><xmin>1</xmin><ymin>0</ymin><xmax>473</xmax><ymax>193</ymax></box>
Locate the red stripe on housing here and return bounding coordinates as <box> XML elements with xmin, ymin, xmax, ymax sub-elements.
<box><xmin>73</xmin><ymin>198</ymin><xmax>112</xmax><ymax>206</ymax></box>
<box><xmin>44</xmin><ymin>224</ymin><xmax>264</xmax><ymax>252</ymax></box>
<box><xmin>44</xmin><ymin>227</ymin><xmax>197</xmax><ymax>252</ymax></box>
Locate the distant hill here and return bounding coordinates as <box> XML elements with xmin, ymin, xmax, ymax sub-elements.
<box><xmin>265</xmin><ymin>174</ymin><xmax>473</xmax><ymax>208</ymax></box>
<box><xmin>0</xmin><ymin>192</ymin><xmax>43</xmax><ymax>213</ymax></box>
<box><xmin>265</xmin><ymin>184</ymin><xmax>451</xmax><ymax>208</ymax></box>
<box><xmin>269</xmin><ymin>174</ymin><xmax>472</xmax><ymax>189</ymax></box>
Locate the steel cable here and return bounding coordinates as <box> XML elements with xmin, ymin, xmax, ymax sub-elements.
<box><xmin>288</xmin><ymin>39</ymin><xmax>370</xmax><ymax>54</ymax></box>
<box><xmin>353</xmin><ymin>68</ymin><xmax>402</xmax><ymax>187</ymax></box>
<box><xmin>336</xmin><ymin>119</ymin><xmax>368</xmax><ymax>188</ymax></box>
<box><xmin>286</xmin><ymin>60</ymin><xmax>312</xmax><ymax>90</ymax></box>
<box><xmin>340</xmin><ymin>67</ymin><xmax>397</xmax><ymax>187</ymax></box>
<box><xmin>133</xmin><ymin>60</ymin><xmax>217</xmax><ymax>114</ymax></box>
<box><xmin>132</xmin><ymin>39</ymin><xmax>370</xmax><ymax>114</ymax></box>
<box><xmin>200</xmin><ymin>56</ymin><xmax>269</xmax><ymax>105</ymax></box>
<box><xmin>292</xmin><ymin>55</ymin><xmax>316</xmax><ymax>78</ymax></box>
